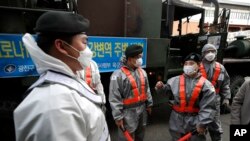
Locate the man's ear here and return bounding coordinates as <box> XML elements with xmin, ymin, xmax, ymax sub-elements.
<box><xmin>54</xmin><ymin>39</ymin><xmax>68</xmax><ymax>55</ymax></box>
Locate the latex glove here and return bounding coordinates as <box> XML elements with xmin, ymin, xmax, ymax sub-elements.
<box><xmin>115</xmin><ymin>119</ymin><xmax>124</xmax><ymax>129</ymax></box>
<box><xmin>222</xmin><ymin>99</ymin><xmax>229</xmax><ymax>106</ymax></box>
<box><xmin>155</xmin><ymin>81</ymin><xmax>164</xmax><ymax>90</ymax></box>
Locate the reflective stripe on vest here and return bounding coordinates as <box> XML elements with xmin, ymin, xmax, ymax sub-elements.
<box><xmin>200</xmin><ymin>62</ymin><xmax>221</xmax><ymax>93</ymax></box>
<box><xmin>85</xmin><ymin>66</ymin><xmax>92</xmax><ymax>86</ymax></box>
<box><xmin>121</xmin><ymin>67</ymin><xmax>147</xmax><ymax>105</ymax></box>
<box><xmin>172</xmin><ymin>75</ymin><xmax>206</xmax><ymax>113</ymax></box>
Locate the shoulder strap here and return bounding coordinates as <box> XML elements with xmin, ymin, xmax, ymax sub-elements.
<box><xmin>121</xmin><ymin>67</ymin><xmax>140</xmax><ymax>97</ymax></box>
<box><xmin>187</xmin><ymin>76</ymin><xmax>206</xmax><ymax>112</ymax></box>
<box><xmin>137</xmin><ymin>68</ymin><xmax>146</xmax><ymax>96</ymax></box>
<box><xmin>211</xmin><ymin>62</ymin><xmax>221</xmax><ymax>86</ymax></box>
<box><xmin>85</xmin><ymin>66</ymin><xmax>92</xmax><ymax>86</ymax></box>
<box><xmin>179</xmin><ymin>74</ymin><xmax>186</xmax><ymax>112</ymax></box>
<box><xmin>199</xmin><ymin>63</ymin><xmax>207</xmax><ymax>78</ymax></box>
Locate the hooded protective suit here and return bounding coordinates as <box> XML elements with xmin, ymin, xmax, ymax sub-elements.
<box><xmin>14</xmin><ymin>34</ymin><xmax>110</xmax><ymax>141</ymax></box>
<box><xmin>201</xmin><ymin>44</ymin><xmax>231</xmax><ymax>141</ymax></box>
<box><xmin>201</xmin><ymin>44</ymin><xmax>231</xmax><ymax>101</ymax></box>
<box><xmin>109</xmin><ymin>63</ymin><xmax>153</xmax><ymax>140</ymax></box>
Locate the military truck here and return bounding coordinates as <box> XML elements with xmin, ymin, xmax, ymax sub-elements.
<box><xmin>77</xmin><ymin>0</ymin><xmax>250</xmax><ymax>106</ymax></box>
<box><xmin>223</xmin><ymin>35</ymin><xmax>250</xmax><ymax>101</ymax></box>
<box><xmin>77</xmin><ymin>0</ymin><xmax>241</xmax><ymax>103</ymax></box>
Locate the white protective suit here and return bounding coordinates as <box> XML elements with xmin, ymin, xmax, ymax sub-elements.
<box><xmin>14</xmin><ymin>33</ymin><xmax>110</xmax><ymax>141</ymax></box>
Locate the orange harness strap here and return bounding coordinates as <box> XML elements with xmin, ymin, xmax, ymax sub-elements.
<box><xmin>121</xmin><ymin>67</ymin><xmax>147</xmax><ymax>105</ymax></box>
<box><xmin>200</xmin><ymin>62</ymin><xmax>221</xmax><ymax>94</ymax></box>
<box><xmin>172</xmin><ymin>75</ymin><xmax>206</xmax><ymax>113</ymax></box>
<box><xmin>200</xmin><ymin>63</ymin><xmax>207</xmax><ymax>78</ymax></box>
<box><xmin>85</xmin><ymin>66</ymin><xmax>92</xmax><ymax>86</ymax></box>
<box><xmin>212</xmin><ymin>62</ymin><xmax>221</xmax><ymax>93</ymax></box>
<box><xmin>187</xmin><ymin>76</ymin><xmax>206</xmax><ymax>112</ymax></box>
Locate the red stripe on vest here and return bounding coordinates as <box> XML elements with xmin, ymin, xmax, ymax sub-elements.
<box><xmin>121</xmin><ymin>67</ymin><xmax>147</xmax><ymax>105</ymax></box>
<box><xmin>85</xmin><ymin>66</ymin><xmax>92</xmax><ymax>86</ymax></box>
<box><xmin>200</xmin><ymin>63</ymin><xmax>207</xmax><ymax>78</ymax></box>
<box><xmin>200</xmin><ymin>62</ymin><xmax>221</xmax><ymax>94</ymax></box>
<box><xmin>172</xmin><ymin>75</ymin><xmax>206</xmax><ymax>113</ymax></box>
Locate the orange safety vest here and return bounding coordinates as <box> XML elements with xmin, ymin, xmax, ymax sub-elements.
<box><xmin>85</xmin><ymin>66</ymin><xmax>92</xmax><ymax>87</ymax></box>
<box><xmin>172</xmin><ymin>75</ymin><xmax>206</xmax><ymax>113</ymax></box>
<box><xmin>121</xmin><ymin>67</ymin><xmax>147</xmax><ymax>105</ymax></box>
<box><xmin>200</xmin><ymin>62</ymin><xmax>221</xmax><ymax>94</ymax></box>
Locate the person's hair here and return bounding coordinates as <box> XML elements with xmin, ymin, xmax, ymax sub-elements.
<box><xmin>36</xmin><ymin>33</ymin><xmax>75</xmax><ymax>54</ymax></box>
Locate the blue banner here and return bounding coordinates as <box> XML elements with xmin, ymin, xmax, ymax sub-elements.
<box><xmin>0</xmin><ymin>34</ymin><xmax>147</xmax><ymax>78</ymax></box>
<box><xmin>0</xmin><ymin>34</ymin><xmax>37</xmax><ymax>78</ymax></box>
<box><xmin>89</xmin><ymin>36</ymin><xmax>147</xmax><ymax>72</ymax></box>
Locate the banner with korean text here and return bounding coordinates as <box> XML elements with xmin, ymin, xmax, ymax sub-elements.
<box><xmin>0</xmin><ymin>34</ymin><xmax>147</xmax><ymax>78</ymax></box>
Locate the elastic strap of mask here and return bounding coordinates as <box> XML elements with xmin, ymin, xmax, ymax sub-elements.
<box><xmin>66</xmin><ymin>53</ymin><xmax>78</xmax><ymax>61</ymax></box>
<box><xmin>61</xmin><ymin>40</ymin><xmax>80</xmax><ymax>61</ymax></box>
<box><xmin>61</xmin><ymin>40</ymin><xmax>80</xmax><ymax>54</ymax></box>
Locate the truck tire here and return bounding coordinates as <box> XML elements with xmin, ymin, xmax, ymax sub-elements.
<box><xmin>230</xmin><ymin>75</ymin><xmax>245</xmax><ymax>103</ymax></box>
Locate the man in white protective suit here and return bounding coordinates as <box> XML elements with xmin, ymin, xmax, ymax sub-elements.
<box><xmin>14</xmin><ymin>11</ymin><xmax>110</xmax><ymax>141</ymax></box>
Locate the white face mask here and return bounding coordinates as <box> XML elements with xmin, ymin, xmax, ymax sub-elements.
<box><xmin>183</xmin><ymin>65</ymin><xmax>197</xmax><ymax>76</ymax></box>
<box><xmin>135</xmin><ymin>58</ymin><xmax>143</xmax><ymax>67</ymax></box>
<box><xmin>63</xmin><ymin>41</ymin><xmax>93</xmax><ymax>69</ymax></box>
<box><xmin>78</xmin><ymin>46</ymin><xmax>93</xmax><ymax>69</ymax></box>
<box><xmin>205</xmin><ymin>52</ymin><xmax>216</xmax><ymax>61</ymax></box>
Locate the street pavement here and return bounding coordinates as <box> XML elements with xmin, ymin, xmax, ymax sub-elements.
<box><xmin>107</xmin><ymin>103</ymin><xmax>231</xmax><ymax>141</ymax></box>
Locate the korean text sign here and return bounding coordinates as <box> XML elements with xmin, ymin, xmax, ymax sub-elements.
<box><xmin>0</xmin><ymin>34</ymin><xmax>147</xmax><ymax>78</ymax></box>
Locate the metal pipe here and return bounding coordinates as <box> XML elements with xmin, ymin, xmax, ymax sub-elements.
<box><xmin>210</xmin><ymin>0</ymin><xmax>219</xmax><ymax>25</ymax></box>
<box><xmin>0</xmin><ymin>5</ymin><xmax>68</xmax><ymax>13</ymax></box>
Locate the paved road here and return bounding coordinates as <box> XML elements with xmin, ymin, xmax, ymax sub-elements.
<box><xmin>107</xmin><ymin>103</ymin><xmax>231</xmax><ymax>141</ymax></box>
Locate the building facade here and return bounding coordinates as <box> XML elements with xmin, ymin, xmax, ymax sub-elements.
<box><xmin>172</xmin><ymin>0</ymin><xmax>250</xmax><ymax>40</ymax></box>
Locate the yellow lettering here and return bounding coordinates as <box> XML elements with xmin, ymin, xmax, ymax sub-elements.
<box><xmin>104</xmin><ymin>42</ymin><xmax>112</xmax><ymax>57</ymax></box>
<box><xmin>1</xmin><ymin>41</ymin><xmax>14</xmax><ymax>58</ymax></box>
<box><xmin>114</xmin><ymin>42</ymin><xmax>122</xmax><ymax>57</ymax></box>
<box><xmin>122</xmin><ymin>43</ymin><xmax>129</xmax><ymax>52</ymax></box>
<box><xmin>94</xmin><ymin>42</ymin><xmax>104</xmax><ymax>58</ymax></box>
<box><xmin>13</xmin><ymin>41</ymin><xmax>25</xmax><ymax>59</ymax></box>
<box><xmin>88</xmin><ymin>42</ymin><xmax>96</xmax><ymax>57</ymax></box>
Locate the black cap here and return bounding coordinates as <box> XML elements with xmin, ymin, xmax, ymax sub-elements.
<box><xmin>34</xmin><ymin>11</ymin><xmax>89</xmax><ymax>34</ymax></box>
<box><xmin>125</xmin><ymin>45</ymin><xmax>143</xmax><ymax>58</ymax></box>
<box><xmin>184</xmin><ymin>53</ymin><xmax>201</xmax><ymax>63</ymax></box>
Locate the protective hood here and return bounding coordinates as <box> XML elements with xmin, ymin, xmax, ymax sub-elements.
<box><xmin>201</xmin><ymin>43</ymin><xmax>217</xmax><ymax>56</ymax></box>
<box><xmin>22</xmin><ymin>33</ymin><xmax>76</xmax><ymax>77</ymax></box>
